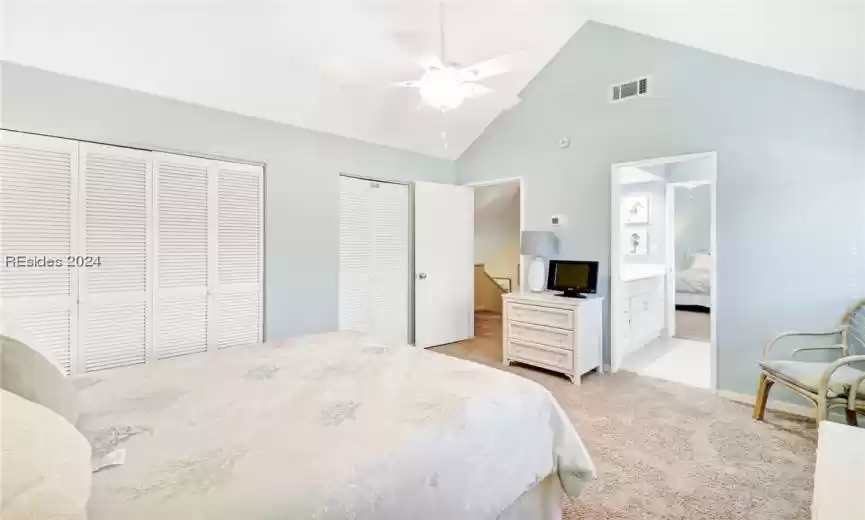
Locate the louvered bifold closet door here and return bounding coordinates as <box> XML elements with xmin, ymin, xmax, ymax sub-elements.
<box><xmin>212</xmin><ymin>161</ymin><xmax>263</xmax><ymax>349</ymax></box>
<box><xmin>78</xmin><ymin>143</ymin><xmax>152</xmax><ymax>371</ymax></box>
<box><xmin>370</xmin><ymin>181</ymin><xmax>408</xmax><ymax>345</ymax></box>
<box><xmin>339</xmin><ymin>176</ymin><xmax>373</xmax><ymax>335</ymax></box>
<box><xmin>0</xmin><ymin>131</ymin><xmax>79</xmax><ymax>374</ymax></box>
<box><xmin>153</xmin><ymin>153</ymin><xmax>210</xmax><ymax>358</ymax></box>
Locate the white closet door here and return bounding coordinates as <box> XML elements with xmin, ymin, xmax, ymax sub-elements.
<box><xmin>212</xmin><ymin>161</ymin><xmax>262</xmax><ymax>349</ymax></box>
<box><xmin>0</xmin><ymin>131</ymin><xmax>79</xmax><ymax>374</ymax></box>
<box><xmin>370</xmin><ymin>181</ymin><xmax>408</xmax><ymax>345</ymax></box>
<box><xmin>78</xmin><ymin>143</ymin><xmax>152</xmax><ymax>371</ymax></box>
<box><xmin>339</xmin><ymin>176</ymin><xmax>373</xmax><ymax>334</ymax></box>
<box><xmin>338</xmin><ymin>176</ymin><xmax>408</xmax><ymax>345</ymax></box>
<box><xmin>153</xmin><ymin>153</ymin><xmax>210</xmax><ymax>358</ymax></box>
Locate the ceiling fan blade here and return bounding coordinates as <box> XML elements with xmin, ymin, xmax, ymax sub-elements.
<box><xmin>461</xmin><ymin>82</ymin><xmax>495</xmax><ymax>98</ymax></box>
<box><xmin>458</xmin><ymin>52</ymin><xmax>521</xmax><ymax>82</ymax></box>
<box><xmin>392</xmin><ymin>80</ymin><xmax>422</xmax><ymax>88</ymax></box>
<box><xmin>419</xmin><ymin>55</ymin><xmax>446</xmax><ymax>71</ymax></box>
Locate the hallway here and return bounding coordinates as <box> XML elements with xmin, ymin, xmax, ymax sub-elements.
<box><xmin>621</xmin><ymin>336</ymin><xmax>711</xmax><ymax>389</ymax></box>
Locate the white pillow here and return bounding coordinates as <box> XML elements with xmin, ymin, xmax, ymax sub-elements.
<box><xmin>1</xmin><ymin>389</ymin><xmax>92</xmax><ymax>520</ymax></box>
<box><xmin>1</xmin><ymin>334</ymin><xmax>79</xmax><ymax>425</ymax></box>
<box><xmin>690</xmin><ymin>253</ymin><xmax>712</xmax><ymax>271</ymax></box>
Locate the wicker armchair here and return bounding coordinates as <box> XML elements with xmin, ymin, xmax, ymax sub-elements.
<box><xmin>754</xmin><ymin>300</ymin><xmax>865</xmax><ymax>425</ymax></box>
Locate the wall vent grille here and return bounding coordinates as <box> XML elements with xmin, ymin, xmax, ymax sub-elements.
<box><xmin>612</xmin><ymin>76</ymin><xmax>650</xmax><ymax>102</ymax></box>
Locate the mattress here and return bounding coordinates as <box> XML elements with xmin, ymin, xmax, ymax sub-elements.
<box><xmin>76</xmin><ymin>332</ymin><xmax>595</xmax><ymax>520</ymax></box>
<box><xmin>676</xmin><ymin>291</ymin><xmax>711</xmax><ymax>308</ymax></box>
<box><xmin>676</xmin><ymin>267</ymin><xmax>711</xmax><ymax>295</ymax></box>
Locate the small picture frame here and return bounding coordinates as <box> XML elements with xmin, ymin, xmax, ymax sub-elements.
<box><xmin>625</xmin><ymin>228</ymin><xmax>648</xmax><ymax>256</ymax></box>
<box><xmin>622</xmin><ymin>195</ymin><xmax>649</xmax><ymax>224</ymax></box>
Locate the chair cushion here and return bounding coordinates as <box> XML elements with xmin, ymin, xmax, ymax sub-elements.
<box><xmin>0</xmin><ymin>334</ymin><xmax>79</xmax><ymax>425</ymax></box>
<box><xmin>760</xmin><ymin>360</ymin><xmax>865</xmax><ymax>398</ymax></box>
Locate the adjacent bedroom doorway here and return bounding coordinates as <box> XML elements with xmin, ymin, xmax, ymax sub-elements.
<box><xmin>610</xmin><ymin>152</ymin><xmax>717</xmax><ymax>390</ymax></box>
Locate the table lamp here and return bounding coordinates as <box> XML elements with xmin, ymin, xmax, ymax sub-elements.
<box><xmin>521</xmin><ymin>230</ymin><xmax>558</xmax><ymax>292</ymax></box>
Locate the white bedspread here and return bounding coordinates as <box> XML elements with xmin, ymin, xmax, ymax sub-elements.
<box><xmin>676</xmin><ymin>267</ymin><xmax>711</xmax><ymax>294</ymax></box>
<box><xmin>76</xmin><ymin>332</ymin><xmax>595</xmax><ymax>520</ymax></box>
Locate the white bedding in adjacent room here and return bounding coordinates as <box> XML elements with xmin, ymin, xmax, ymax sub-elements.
<box><xmin>76</xmin><ymin>332</ymin><xmax>595</xmax><ymax>520</ymax></box>
<box><xmin>676</xmin><ymin>268</ymin><xmax>711</xmax><ymax>308</ymax></box>
<box><xmin>676</xmin><ymin>267</ymin><xmax>711</xmax><ymax>295</ymax></box>
<box><xmin>676</xmin><ymin>253</ymin><xmax>712</xmax><ymax>308</ymax></box>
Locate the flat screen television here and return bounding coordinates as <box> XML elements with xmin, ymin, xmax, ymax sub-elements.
<box><xmin>546</xmin><ymin>260</ymin><xmax>599</xmax><ymax>298</ymax></box>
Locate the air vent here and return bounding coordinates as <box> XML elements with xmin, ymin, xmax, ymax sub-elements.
<box><xmin>611</xmin><ymin>76</ymin><xmax>650</xmax><ymax>103</ymax></box>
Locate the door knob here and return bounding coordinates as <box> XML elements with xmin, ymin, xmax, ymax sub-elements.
<box><xmin>418</xmin><ymin>273</ymin><xmax>428</xmax><ymax>280</ymax></box>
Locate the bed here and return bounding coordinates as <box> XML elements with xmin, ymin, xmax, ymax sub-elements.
<box><xmin>675</xmin><ymin>252</ymin><xmax>712</xmax><ymax>309</ymax></box>
<box><xmin>73</xmin><ymin>332</ymin><xmax>595</xmax><ymax>519</ymax></box>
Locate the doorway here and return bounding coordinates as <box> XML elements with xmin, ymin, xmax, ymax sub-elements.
<box><xmin>610</xmin><ymin>153</ymin><xmax>717</xmax><ymax>390</ymax></box>
<box><xmin>466</xmin><ymin>178</ymin><xmax>523</xmax><ymax>346</ymax></box>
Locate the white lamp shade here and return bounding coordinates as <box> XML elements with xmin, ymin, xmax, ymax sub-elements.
<box><xmin>521</xmin><ymin>231</ymin><xmax>557</xmax><ymax>257</ymax></box>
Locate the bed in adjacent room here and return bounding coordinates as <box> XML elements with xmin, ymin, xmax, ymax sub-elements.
<box><xmin>68</xmin><ymin>332</ymin><xmax>594</xmax><ymax>520</ymax></box>
<box><xmin>676</xmin><ymin>252</ymin><xmax>712</xmax><ymax>310</ymax></box>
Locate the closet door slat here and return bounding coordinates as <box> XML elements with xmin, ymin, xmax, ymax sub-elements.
<box><xmin>0</xmin><ymin>130</ymin><xmax>78</xmax><ymax>374</ymax></box>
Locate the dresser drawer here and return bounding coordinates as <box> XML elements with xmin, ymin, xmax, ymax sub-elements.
<box><xmin>508</xmin><ymin>321</ymin><xmax>574</xmax><ymax>351</ymax></box>
<box><xmin>506</xmin><ymin>303</ymin><xmax>574</xmax><ymax>329</ymax></box>
<box><xmin>508</xmin><ymin>340</ymin><xmax>573</xmax><ymax>371</ymax></box>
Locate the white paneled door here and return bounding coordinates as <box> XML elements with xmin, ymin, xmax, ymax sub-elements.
<box><xmin>153</xmin><ymin>152</ymin><xmax>211</xmax><ymax>359</ymax></box>
<box><xmin>339</xmin><ymin>176</ymin><xmax>373</xmax><ymax>335</ymax></box>
<box><xmin>0</xmin><ymin>131</ymin><xmax>263</xmax><ymax>373</ymax></box>
<box><xmin>213</xmin><ymin>161</ymin><xmax>263</xmax><ymax>349</ymax></box>
<box><xmin>0</xmin><ymin>131</ymin><xmax>79</xmax><ymax>374</ymax></box>
<box><xmin>414</xmin><ymin>181</ymin><xmax>474</xmax><ymax>349</ymax></box>
<box><xmin>338</xmin><ymin>176</ymin><xmax>408</xmax><ymax>345</ymax></box>
<box><xmin>370</xmin><ymin>181</ymin><xmax>409</xmax><ymax>345</ymax></box>
<box><xmin>78</xmin><ymin>143</ymin><xmax>152</xmax><ymax>371</ymax></box>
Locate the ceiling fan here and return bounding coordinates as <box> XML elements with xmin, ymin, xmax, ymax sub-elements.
<box><xmin>392</xmin><ymin>2</ymin><xmax>521</xmax><ymax>114</ymax></box>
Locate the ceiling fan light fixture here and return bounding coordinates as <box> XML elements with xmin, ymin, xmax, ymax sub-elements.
<box><xmin>418</xmin><ymin>68</ymin><xmax>465</xmax><ymax>111</ymax></box>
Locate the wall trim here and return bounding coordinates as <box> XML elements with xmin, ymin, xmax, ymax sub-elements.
<box><xmin>717</xmin><ymin>390</ymin><xmax>816</xmax><ymax>419</ymax></box>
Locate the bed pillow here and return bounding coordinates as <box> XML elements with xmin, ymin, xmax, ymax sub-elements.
<box><xmin>0</xmin><ymin>333</ymin><xmax>79</xmax><ymax>425</ymax></box>
<box><xmin>690</xmin><ymin>253</ymin><xmax>712</xmax><ymax>271</ymax></box>
<box><xmin>1</xmin><ymin>389</ymin><xmax>92</xmax><ymax>520</ymax></box>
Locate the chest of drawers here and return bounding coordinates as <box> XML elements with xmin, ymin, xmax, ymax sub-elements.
<box><xmin>502</xmin><ymin>292</ymin><xmax>604</xmax><ymax>385</ymax></box>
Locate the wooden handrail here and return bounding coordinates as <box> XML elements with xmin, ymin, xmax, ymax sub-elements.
<box><xmin>492</xmin><ymin>277</ymin><xmax>512</xmax><ymax>293</ymax></box>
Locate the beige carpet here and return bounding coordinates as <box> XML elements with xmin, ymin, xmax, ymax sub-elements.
<box><xmin>434</xmin><ymin>312</ymin><xmax>817</xmax><ymax>520</ymax></box>
<box><xmin>675</xmin><ymin>310</ymin><xmax>711</xmax><ymax>342</ymax></box>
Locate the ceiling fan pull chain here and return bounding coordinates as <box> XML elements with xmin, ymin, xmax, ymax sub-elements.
<box><xmin>439</xmin><ymin>1</ymin><xmax>446</xmax><ymax>65</ymax></box>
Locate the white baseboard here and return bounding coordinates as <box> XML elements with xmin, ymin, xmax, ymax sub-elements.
<box><xmin>717</xmin><ymin>390</ymin><xmax>816</xmax><ymax>419</ymax></box>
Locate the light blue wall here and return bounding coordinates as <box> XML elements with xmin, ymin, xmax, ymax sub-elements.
<box><xmin>1</xmin><ymin>62</ymin><xmax>456</xmax><ymax>341</ymax></box>
<box><xmin>456</xmin><ymin>22</ymin><xmax>865</xmax><ymax>396</ymax></box>
<box><xmin>674</xmin><ymin>184</ymin><xmax>711</xmax><ymax>267</ymax></box>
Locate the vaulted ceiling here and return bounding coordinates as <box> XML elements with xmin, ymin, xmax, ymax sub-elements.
<box><xmin>2</xmin><ymin>0</ymin><xmax>862</xmax><ymax>159</ymax></box>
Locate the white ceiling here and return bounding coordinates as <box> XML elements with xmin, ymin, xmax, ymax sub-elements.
<box><xmin>2</xmin><ymin>0</ymin><xmax>862</xmax><ymax>160</ymax></box>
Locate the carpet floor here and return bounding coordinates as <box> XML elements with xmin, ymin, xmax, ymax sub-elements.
<box><xmin>433</xmin><ymin>312</ymin><xmax>818</xmax><ymax>520</ymax></box>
